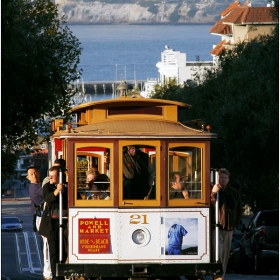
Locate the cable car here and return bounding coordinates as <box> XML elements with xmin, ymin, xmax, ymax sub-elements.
<box><xmin>49</xmin><ymin>96</ymin><xmax>222</xmax><ymax>280</ymax></box>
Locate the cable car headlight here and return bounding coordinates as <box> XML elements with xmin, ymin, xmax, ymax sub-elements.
<box><xmin>130</xmin><ymin>227</ymin><xmax>151</xmax><ymax>247</ymax></box>
<box><xmin>132</xmin><ymin>229</ymin><xmax>145</xmax><ymax>244</ymax></box>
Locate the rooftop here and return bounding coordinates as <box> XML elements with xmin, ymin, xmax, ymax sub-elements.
<box><xmin>210</xmin><ymin>39</ymin><xmax>227</xmax><ymax>56</ymax></box>
<box><xmin>220</xmin><ymin>0</ymin><xmax>240</xmax><ymax>18</ymax></box>
<box><xmin>223</xmin><ymin>6</ymin><xmax>277</xmax><ymax>24</ymax></box>
<box><xmin>209</xmin><ymin>20</ymin><xmax>232</xmax><ymax>35</ymax></box>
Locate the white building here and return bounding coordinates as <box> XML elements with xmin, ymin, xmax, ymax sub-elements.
<box><xmin>156</xmin><ymin>47</ymin><xmax>188</xmax><ymax>85</ymax></box>
<box><xmin>140</xmin><ymin>78</ymin><xmax>160</xmax><ymax>98</ymax></box>
<box><xmin>141</xmin><ymin>46</ymin><xmax>213</xmax><ymax>97</ymax></box>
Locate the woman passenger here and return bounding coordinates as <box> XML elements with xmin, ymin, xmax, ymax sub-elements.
<box><xmin>80</xmin><ymin>168</ymin><xmax>100</xmax><ymax>199</ymax></box>
<box><xmin>88</xmin><ymin>174</ymin><xmax>110</xmax><ymax>200</ymax></box>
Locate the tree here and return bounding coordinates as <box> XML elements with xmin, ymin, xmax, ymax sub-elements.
<box><xmin>148</xmin><ymin>4</ymin><xmax>158</xmax><ymax>15</ymax></box>
<box><xmin>2</xmin><ymin>0</ymin><xmax>82</xmax><ymax>180</ymax></box>
<box><xmin>152</xmin><ymin>25</ymin><xmax>279</xmax><ymax>212</ymax></box>
<box><xmin>31</xmin><ymin>150</ymin><xmax>49</xmax><ymax>181</ymax></box>
<box><xmin>169</xmin><ymin>10</ymin><xmax>180</xmax><ymax>23</ymax></box>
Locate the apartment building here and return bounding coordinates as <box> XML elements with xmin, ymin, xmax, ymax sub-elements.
<box><xmin>209</xmin><ymin>0</ymin><xmax>278</xmax><ymax>58</ymax></box>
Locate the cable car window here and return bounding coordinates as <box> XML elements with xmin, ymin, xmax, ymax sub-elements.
<box><xmin>122</xmin><ymin>144</ymin><xmax>156</xmax><ymax>200</ymax></box>
<box><xmin>169</xmin><ymin>146</ymin><xmax>202</xmax><ymax>200</ymax></box>
<box><xmin>76</xmin><ymin>147</ymin><xmax>111</xmax><ymax>201</ymax></box>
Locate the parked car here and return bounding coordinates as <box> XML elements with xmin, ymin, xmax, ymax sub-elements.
<box><xmin>236</xmin><ymin>208</ymin><xmax>279</xmax><ymax>274</ymax></box>
<box><xmin>1</xmin><ymin>216</ymin><xmax>23</xmax><ymax>232</ymax></box>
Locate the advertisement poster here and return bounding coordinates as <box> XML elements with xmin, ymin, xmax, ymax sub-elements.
<box><xmin>165</xmin><ymin>218</ymin><xmax>198</xmax><ymax>255</ymax></box>
<box><xmin>78</xmin><ymin>218</ymin><xmax>110</xmax><ymax>254</ymax></box>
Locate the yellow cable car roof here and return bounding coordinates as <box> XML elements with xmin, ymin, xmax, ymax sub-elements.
<box><xmin>69</xmin><ymin>97</ymin><xmax>191</xmax><ymax>114</ymax></box>
<box><xmin>53</xmin><ymin>97</ymin><xmax>216</xmax><ymax>138</ymax></box>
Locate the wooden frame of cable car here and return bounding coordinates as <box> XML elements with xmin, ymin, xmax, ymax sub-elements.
<box><xmin>54</xmin><ymin>98</ymin><xmax>215</xmax><ymax>208</ymax></box>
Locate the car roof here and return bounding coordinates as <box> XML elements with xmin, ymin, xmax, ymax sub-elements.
<box><xmin>2</xmin><ymin>217</ymin><xmax>20</xmax><ymax>220</ymax></box>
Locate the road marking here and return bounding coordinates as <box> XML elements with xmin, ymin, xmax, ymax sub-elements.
<box><xmin>15</xmin><ymin>231</ymin><xmax>43</xmax><ymax>274</ymax></box>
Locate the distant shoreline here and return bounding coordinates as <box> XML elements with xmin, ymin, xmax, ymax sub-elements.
<box><xmin>66</xmin><ymin>22</ymin><xmax>216</xmax><ymax>25</ymax></box>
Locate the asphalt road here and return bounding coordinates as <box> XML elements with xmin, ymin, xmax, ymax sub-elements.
<box><xmin>1</xmin><ymin>185</ymin><xmax>44</xmax><ymax>280</ymax></box>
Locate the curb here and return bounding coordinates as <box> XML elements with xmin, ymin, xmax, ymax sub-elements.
<box><xmin>1</xmin><ymin>197</ymin><xmax>30</xmax><ymax>202</ymax></box>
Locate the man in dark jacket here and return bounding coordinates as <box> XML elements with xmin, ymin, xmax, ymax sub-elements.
<box><xmin>27</xmin><ymin>166</ymin><xmax>44</xmax><ymax>232</ymax></box>
<box><xmin>210</xmin><ymin>168</ymin><xmax>243</xmax><ymax>280</ymax></box>
<box><xmin>123</xmin><ymin>145</ymin><xmax>155</xmax><ymax>199</ymax></box>
<box><xmin>42</xmin><ymin>166</ymin><xmax>68</xmax><ymax>280</ymax></box>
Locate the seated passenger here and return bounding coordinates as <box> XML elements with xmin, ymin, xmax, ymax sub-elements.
<box><xmin>86</xmin><ymin>168</ymin><xmax>100</xmax><ymax>182</ymax></box>
<box><xmin>169</xmin><ymin>172</ymin><xmax>188</xmax><ymax>199</ymax></box>
<box><xmin>88</xmin><ymin>174</ymin><xmax>110</xmax><ymax>200</ymax></box>
<box><xmin>79</xmin><ymin>168</ymin><xmax>100</xmax><ymax>200</ymax></box>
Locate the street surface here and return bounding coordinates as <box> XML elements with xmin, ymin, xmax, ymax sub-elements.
<box><xmin>1</xmin><ymin>181</ymin><xmax>44</xmax><ymax>280</ymax></box>
<box><xmin>1</xmin><ymin>180</ymin><xmax>279</xmax><ymax>280</ymax></box>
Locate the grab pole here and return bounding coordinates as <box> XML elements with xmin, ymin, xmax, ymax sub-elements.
<box><xmin>215</xmin><ymin>170</ymin><xmax>219</xmax><ymax>262</ymax></box>
<box><xmin>59</xmin><ymin>169</ymin><xmax>63</xmax><ymax>263</ymax></box>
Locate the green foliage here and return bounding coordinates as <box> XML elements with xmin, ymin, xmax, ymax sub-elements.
<box><xmin>176</xmin><ymin>3</ymin><xmax>182</xmax><ymax>9</ymax></box>
<box><xmin>152</xmin><ymin>26</ymin><xmax>279</xmax><ymax>212</ymax></box>
<box><xmin>153</xmin><ymin>79</ymin><xmax>184</xmax><ymax>101</ymax></box>
<box><xmin>2</xmin><ymin>0</ymin><xmax>82</xmax><ymax>180</ymax></box>
<box><xmin>1</xmin><ymin>150</ymin><xmax>21</xmax><ymax>184</ymax></box>
<box><xmin>187</xmin><ymin>8</ymin><xmax>197</xmax><ymax>18</ymax></box>
<box><xmin>139</xmin><ymin>1</ymin><xmax>156</xmax><ymax>8</ymax></box>
<box><xmin>148</xmin><ymin>4</ymin><xmax>158</xmax><ymax>14</ymax></box>
<box><xmin>169</xmin><ymin>10</ymin><xmax>180</xmax><ymax>22</ymax></box>
<box><xmin>63</xmin><ymin>4</ymin><xmax>77</xmax><ymax>14</ymax></box>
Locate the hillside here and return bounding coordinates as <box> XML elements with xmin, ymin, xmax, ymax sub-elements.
<box><xmin>55</xmin><ymin>0</ymin><xmax>272</xmax><ymax>24</ymax></box>
<box><xmin>56</xmin><ymin>0</ymin><xmax>270</xmax><ymax>24</ymax></box>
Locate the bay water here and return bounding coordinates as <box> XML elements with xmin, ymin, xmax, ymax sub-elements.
<box><xmin>69</xmin><ymin>24</ymin><xmax>220</xmax><ymax>82</ymax></box>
